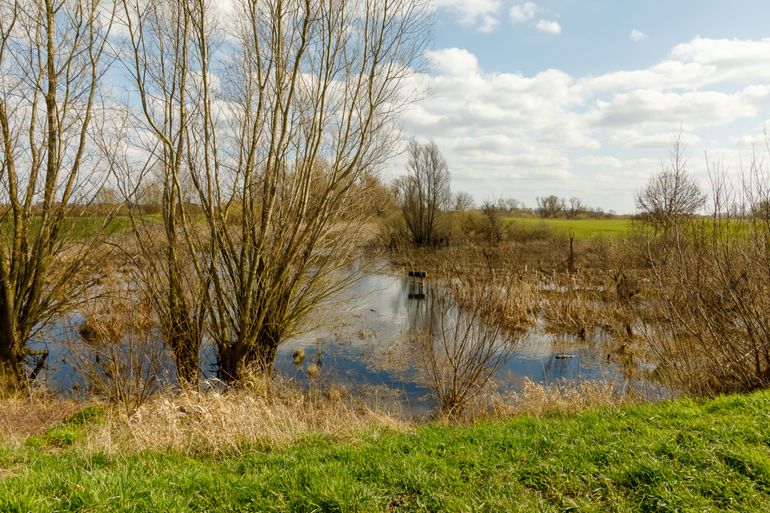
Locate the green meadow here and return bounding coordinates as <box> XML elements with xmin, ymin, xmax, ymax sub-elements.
<box><xmin>504</xmin><ymin>216</ymin><xmax>635</xmax><ymax>239</ymax></box>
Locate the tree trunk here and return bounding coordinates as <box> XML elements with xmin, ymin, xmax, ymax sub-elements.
<box><xmin>0</xmin><ymin>330</ymin><xmax>24</xmax><ymax>390</ymax></box>
<box><xmin>169</xmin><ymin>333</ymin><xmax>200</xmax><ymax>389</ymax></box>
<box><xmin>0</xmin><ymin>289</ymin><xmax>24</xmax><ymax>389</ymax></box>
<box><xmin>217</xmin><ymin>331</ymin><xmax>281</xmax><ymax>384</ymax></box>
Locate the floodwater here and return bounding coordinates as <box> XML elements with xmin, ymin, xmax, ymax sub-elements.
<box><xmin>26</xmin><ymin>261</ymin><xmax>640</xmax><ymax>415</ymax></box>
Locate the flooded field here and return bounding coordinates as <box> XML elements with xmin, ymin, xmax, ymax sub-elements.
<box><xmin>26</xmin><ymin>261</ymin><xmax>652</xmax><ymax>416</ymax></box>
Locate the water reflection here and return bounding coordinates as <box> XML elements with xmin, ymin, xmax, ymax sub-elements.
<box><xmin>27</xmin><ymin>261</ymin><xmax>633</xmax><ymax>414</ymax></box>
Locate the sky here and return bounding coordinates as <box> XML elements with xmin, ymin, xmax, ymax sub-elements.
<box><xmin>393</xmin><ymin>0</ymin><xmax>770</xmax><ymax>213</ymax></box>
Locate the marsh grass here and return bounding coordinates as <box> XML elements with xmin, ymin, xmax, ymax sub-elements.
<box><xmin>88</xmin><ymin>375</ymin><xmax>409</xmax><ymax>455</ymax></box>
<box><xmin>492</xmin><ymin>377</ymin><xmax>636</xmax><ymax>417</ymax></box>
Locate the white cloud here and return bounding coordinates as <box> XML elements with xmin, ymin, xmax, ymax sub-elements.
<box><xmin>391</xmin><ymin>36</ymin><xmax>770</xmax><ymax>212</ymax></box>
<box><xmin>424</xmin><ymin>48</ymin><xmax>479</xmax><ymax>76</ymax></box>
<box><xmin>536</xmin><ymin>19</ymin><xmax>561</xmax><ymax>34</ymax></box>
<box><xmin>591</xmin><ymin>89</ymin><xmax>760</xmax><ymax>129</ymax></box>
<box><xmin>630</xmin><ymin>29</ymin><xmax>646</xmax><ymax>42</ymax></box>
<box><xmin>608</xmin><ymin>130</ymin><xmax>702</xmax><ymax>150</ymax></box>
<box><xmin>509</xmin><ymin>2</ymin><xmax>537</xmax><ymax>23</ymax></box>
<box><xmin>432</xmin><ymin>0</ymin><xmax>501</xmax><ymax>32</ymax></box>
<box><xmin>576</xmin><ymin>156</ymin><xmax>624</xmax><ymax>168</ymax></box>
<box><xmin>478</xmin><ymin>14</ymin><xmax>499</xmax><ymax>33</ymax></box>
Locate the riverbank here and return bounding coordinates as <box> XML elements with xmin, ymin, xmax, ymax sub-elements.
<box><xmin>1</xmin><ymin>389</ymin><xmax>768</xmax><ymax>511</ymax></box>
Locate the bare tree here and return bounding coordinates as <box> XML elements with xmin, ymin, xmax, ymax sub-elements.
<box><xmin>196</xmin><ymin>0</ymin><xmax>430</xmax><ymax>381</ymax></box>
<box><xmin>114</xmin><ymin>0</ymin><xmax>429</xmax><ymax>385</ymax></box>
<box><xmin>536</xmin><ymin>195</ymin><xmax>565</xmax><ymax>218</ymax></box>
<box><xmin>453</xmin><ymin>191</ymin><xmax>474</xmax><ymax>212</ymax></box>
<box><xmin>567</xmin><ymin>197</ymin><xmax>586</xmax><ymax>219</ymax></box>
<box><xmin>396</xmin><ymin>141</ymin><xmax>451</xmax><ymax>245</ymax></box>
<box><xmin>499</xmin><ymin>198</ymin><xmax>522</xmax><ymax>213</ymax></box>
<box><xmin>635</xmin><ymin>134</ymin><xmax>706</xmax><ymax>231</ymax></box>
<box><xmin>0</xmin><ymin>0</ymin><xmax>115</xmax><ymax>387</ymax></box>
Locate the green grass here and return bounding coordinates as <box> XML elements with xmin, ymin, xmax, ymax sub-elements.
<box><xmin>2</xmin><ymin>392</ymin><xmax>770</xmax><ymax>511</ymax></box>
<box><xmin>60</xmin><ymin>216</ymin><xmax>134</xmax><ymax>239</ymax></box>
<box><xmin>0</xmin><ymin>214</ymin><xmax>162</xmax><ymax>241</ymax></box>
<box><xmin>505</xmin><ymin>217</ymin><xmax>634</xmax><ymax>239</ymax></box>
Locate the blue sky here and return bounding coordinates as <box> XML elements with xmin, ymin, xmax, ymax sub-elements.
<box><xmin>433</xmin><ymin>1</ymin><xmax>770</xmax><ymax>76</ymax></box>
<box><xmin>395</xmin><ymin>0</ymin><xmax>770</xmax><ymax>212</ymax></box>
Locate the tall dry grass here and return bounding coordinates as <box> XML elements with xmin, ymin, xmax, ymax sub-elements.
<box><xmin>88</xmin><ymin>376</ymin><xmax>409</xmax><ymax>455</ymax></box>
<box><xmin>491</xmin><ymin>378</ymin><xmax>636</xmax><ymax>418</ymax></box>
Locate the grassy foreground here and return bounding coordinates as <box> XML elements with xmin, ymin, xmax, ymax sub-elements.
<box><xmin>2</xmin><ymin>392</ymin><xmax>770</xmax><ymax>512</ymax></box>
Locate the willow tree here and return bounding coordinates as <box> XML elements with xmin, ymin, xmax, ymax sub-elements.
<box><xmin>195</xmin><ymin>0</ymin><xmax>430</xmax><ymax>381</ymax></box>
<box><xmin>0</xmin><ymin>0</ymin><xmax>114</xmax><ymax>386</ymax></box>
<box><xmin>113</xmin><ymin>0</ymin><xmax>212</xmax><ymax>387</ymax></box>
<box><xmin>395</xmin><ymin>141</ymin><xmax>451</xmax><ymax>245</ymax></box>
<box><xmin>118</xmin><ymin>0</ymin><xmax>427</xmax><ymax>383</ymax></box>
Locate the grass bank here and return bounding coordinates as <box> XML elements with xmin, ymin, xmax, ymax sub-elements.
<box><xmin>505</xmin><ymin>217</ymin><xmax>634</xmax><ymax>239</ymax></box>
<box><xmin>2</xmin><ymin>390</ymin><xmax>770</xmax><ymax>511</ymax></box>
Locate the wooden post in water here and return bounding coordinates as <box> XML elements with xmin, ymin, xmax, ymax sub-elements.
<box><xmin>407</xmin><ymin>270</ymin><xmax>427</xmax><ymax>299</ymax></box>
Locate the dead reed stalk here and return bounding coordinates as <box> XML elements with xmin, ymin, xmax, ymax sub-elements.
<box><xmin>88</xmin><ymin>377</ymin><xmax>409</xmax><ymax>455</ymax></box>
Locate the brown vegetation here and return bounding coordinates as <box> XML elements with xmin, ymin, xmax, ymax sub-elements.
<box><xmin>90</xmin><ymin>376</ymin><xmax>408</xmax><ymax>455</ymax></box>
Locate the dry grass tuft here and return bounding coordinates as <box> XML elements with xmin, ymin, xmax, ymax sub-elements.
<box><xmin>491</xmin><ymin>378</ymin><xmax>635</xmax><ymax>418</ymax></box>
<box><xmin>89</xmin><ymin>378</ymin><xmax>409</xmax><ymax>455</ymax></box>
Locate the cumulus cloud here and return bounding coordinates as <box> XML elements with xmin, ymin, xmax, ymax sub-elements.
<box><xmin>509</xmin><ymin>2</ymin><xmax>537</xmax><ymax>23</ymax></box>
<box><xmin>424</xmin><ymin>48</ymin><xmax>479</xmax><ymax>76</ymax></box>
<box><xmin>591</xmin><ymin>89</ymin><xmax>760</xmax><ymax>129</ymax></box>
<box><xmin>536</xmin><ymin>19</ymin><xmax>562</xmax><ymax>34</ymax></box>
<box><xmin>391</xmin><ymin>36</ymin><xmax>770</xmax><ymax>212</ymax></box>
<box><xmin>432</xmin><ymin>0</ymin><xmax>502</xmax><ymax>32</ymax></box>
<box><xmin>630</xmin><ymin>29</ymin><xmax>646</xmax><ymax>42</ymax></box>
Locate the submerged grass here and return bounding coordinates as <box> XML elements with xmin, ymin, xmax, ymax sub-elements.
<box><xmin>1</xmin><ymin>389</ymin><xmax>770</xmax><ymax>511</ymax></box>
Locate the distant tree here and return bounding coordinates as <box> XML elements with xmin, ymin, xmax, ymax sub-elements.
<box><xmin>750</xmin><ymin>199</ymin><xmax>770</xmax><ymax>220</ymax></box>
<box><xmin>536</xmin><ymin>195</ymin><xmax>565</xmax><ymax>218</ymax></box>
<box><xmin>480</xmin><ymin>200</ymin><xmax>504</xmax><ymax>243</ymax></box>
<box><xmin>567</xmin><ymin>197</ymin><xmax>586</xmax><ymax>219</ymax></box>
<box><xmin>396</xmin><ymin>141</ymin><xmax>452</xmax><ymax>245</ymax></box>
<box><xmin>94</xmin><ymin>187</ymin><xmax>118</xmax><ymax>206</ymax></box>
<box><xmin>500</xmin><ymin>198</ymin><xmax>523</xmax><ymax>213</ymax></box>
<box><xmin>635</xmin><ymin>134</ymin><xmax>706</xmax><ymax>231</ymax></box>
<box><xmin>453</xmin><ymin>191</ymin><xmax>474</xmax><ymax>212</ymax></box>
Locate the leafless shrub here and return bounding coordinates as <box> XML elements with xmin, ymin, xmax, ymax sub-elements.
<box><xmin>71</xmin><ymin>283</ymin><xmax>167</xmax><ymax>413</ymax></box>
<box><xmin>642</xmin><ymin>149</ymin><xmax>770</xmax><ymax>396</ymax></box>
<box><xmin>409</xmin><ymin>267</ymin><xmax>526</xmax><ymax>418</ymax></box>
<box><xmin>453</xmin><ymin>191</ymin><xmax>475</xmax><ymax>212</ymax></box>
<box><xmin>480</xmin><ymin>200</ymin><xmax>504</xmax><ymax>243</ymax></box>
